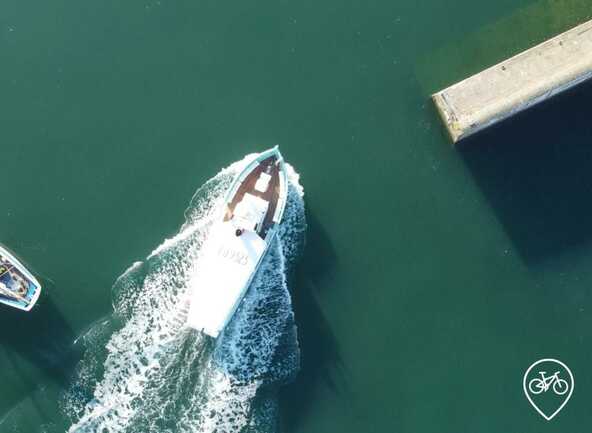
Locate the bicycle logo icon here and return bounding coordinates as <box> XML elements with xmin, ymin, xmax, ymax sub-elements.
<box><xmin>528</xmin><ymin>371</ymin><xmax>569</xmax><ymax>395</ymax></box>
<box><xmin>523</xmin><ymin>358</ymin><xmax>574</xmax><ymax>421</ymax></box>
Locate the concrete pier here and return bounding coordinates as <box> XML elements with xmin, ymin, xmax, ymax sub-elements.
<box><xmin>432</xmin><ymin>19</ymin><xmax>592</xmax><ymax>144</ymax></box>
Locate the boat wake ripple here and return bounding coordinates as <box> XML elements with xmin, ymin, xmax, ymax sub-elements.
<box><xmin>63</xmin><ymin>154</ymin><xmax>306</xmax><ymax>433</ymax></box>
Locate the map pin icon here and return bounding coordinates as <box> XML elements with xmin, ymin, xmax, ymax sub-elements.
<box><xmin>523</xmin><ymin>358</ymin><xmax>574</xmax><ymax>421</ymax></box>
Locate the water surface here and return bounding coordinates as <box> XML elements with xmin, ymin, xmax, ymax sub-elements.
<box><xmin>1</xmin><ymin>0</ymin><xmax>592</xmax><ymax>432</ymax></box>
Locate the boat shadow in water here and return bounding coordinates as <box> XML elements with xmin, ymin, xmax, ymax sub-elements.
<box><xmin>0</xmin><ymin>283</ymin><xmax>78</xmax><ymax>416</ymax></box>
<box><xmin>458</xmin><ymin>78</ymin><xmax>592</xmax><ymax>266</ymax></box>
<box><xmin>279</xmin><ymin>212</ymin><xmax>345</xmax><ymax>432</ymax></box>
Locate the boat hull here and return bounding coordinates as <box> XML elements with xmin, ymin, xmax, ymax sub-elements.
<box><xmin>0</xmin><ymin>245</ymin><xmax>42</xmax><ymax>311</ymax></box>
<box><xmin>186</xmin><ymin>147</ymin><xmax>287</xmax><ymax>337</ymax></box>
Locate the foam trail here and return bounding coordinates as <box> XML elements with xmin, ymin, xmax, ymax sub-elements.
<box><xmin>64</xmin><ymin>154</ymin><xmax>305</xmax><ymax>433</ymax></box>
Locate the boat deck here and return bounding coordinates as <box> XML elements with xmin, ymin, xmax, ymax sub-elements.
<box><xmin>224</xmin><ymin>156</ymin><xmax>281</xmax><ymax>239</ymax></box>
<box><xmin>0</xmin><ymin>250</ymin><xmax>39</xmax><ymax>310</ymax></box>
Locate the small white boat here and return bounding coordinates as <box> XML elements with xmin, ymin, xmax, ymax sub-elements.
<box><xmin>0</xmin><ymin>245</ymin><xmax>42</xmax><ymax>311</ymax></box>
<box><xmin>187</xmin><ymin>147</ymin><xmax>288</xmax><ymax>337</ymax></box>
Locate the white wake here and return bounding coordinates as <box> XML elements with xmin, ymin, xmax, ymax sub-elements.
<box><xmin>64</xmin><ymin>154</ymin><xmax>306</xmax><ymax>433</ymax></box>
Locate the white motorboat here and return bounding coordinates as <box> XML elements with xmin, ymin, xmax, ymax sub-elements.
<box><xmin>186</xmin><ymin>147</ymin><xmax>288</xmax><ymax>337</ymax></box>
<box><xmin>0</xmin><ymin>245</ymin><xmax>42</xmax><ymax>311</ymax></box>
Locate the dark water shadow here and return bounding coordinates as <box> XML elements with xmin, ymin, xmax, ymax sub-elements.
<box><xmin>458</xmin><ymin>78</ymin><xmax>592</xmax><ymax>265</ymax></box>
<box><xmin>0</xmin><ymin>283</ymin><xmax>79</xmax><ymax>416</ymax></box>
<box><xmin>279</xmin><ymin>212</ymin><xmax>344</xmax><ymax>432</ymax></box>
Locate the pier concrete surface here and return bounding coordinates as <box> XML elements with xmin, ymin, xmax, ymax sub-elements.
<box><xmin>432</xmin><ymin>19</ymin><xmax>592</xmax><ymax>144</ymax></box>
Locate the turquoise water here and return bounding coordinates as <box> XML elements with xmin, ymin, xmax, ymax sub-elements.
<box><xmin>1</xmin><ymin>0</ymin><xmax>592</xmax><ymax>432</ymax></box>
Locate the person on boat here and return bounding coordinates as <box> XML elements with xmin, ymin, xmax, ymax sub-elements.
<box><xmin>0</xmin><ymin>281</ymin><xmax>12</xmax><ymax>298</ymax></box>
<box><xmin>0</xmin><ymin>280</ymin><xmax>26</xmax><ymax>300</ymax></box>
<box><xmin>8</xmin><ymin>271</ymin><xmax>28</xmax><ymax>298</ymax></box>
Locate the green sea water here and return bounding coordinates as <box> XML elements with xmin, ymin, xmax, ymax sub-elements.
<box><xmin>1</xmin><ymin>0</ymin><xmax>592</xmax><ymax>432</ymax></box>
